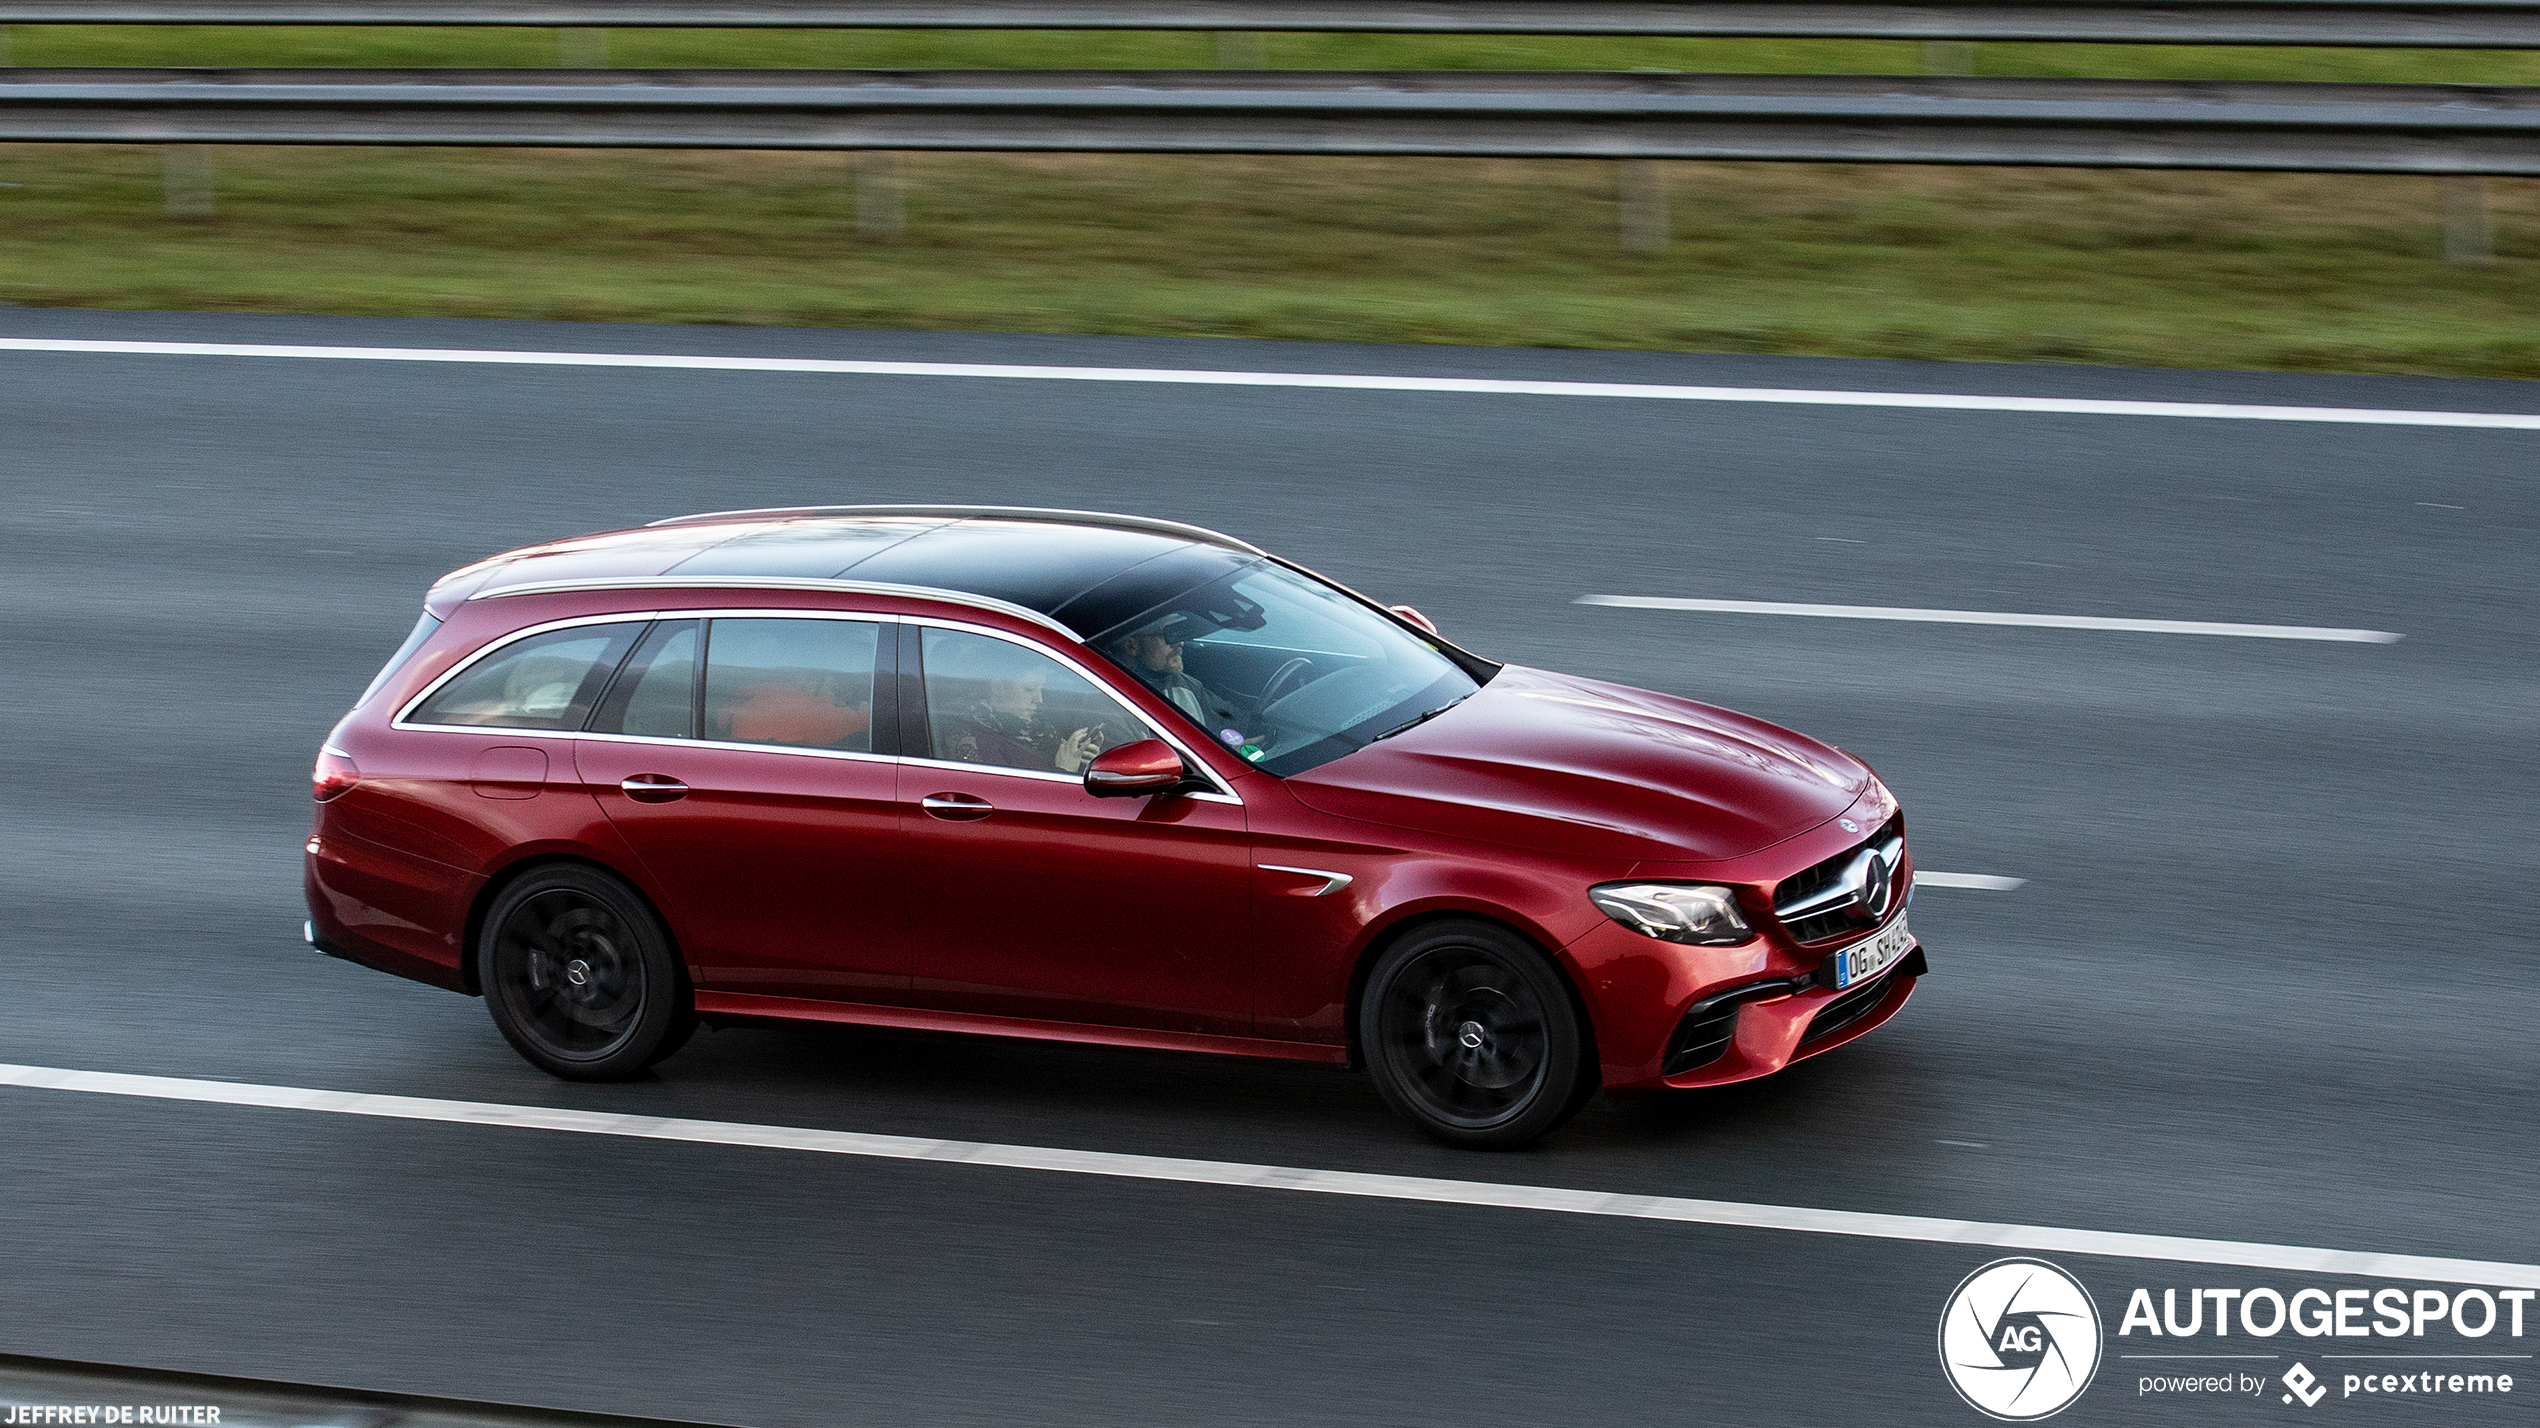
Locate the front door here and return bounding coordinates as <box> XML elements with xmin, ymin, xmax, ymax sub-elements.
<box><xmin>898</xmin><ymin>624</ymin><xmax>1254</xmax><ymax>1037</ymax></box>
<box><xmin>573</xmin><ymin>614</ymin><xmax>909</xmax><ymax>1003</ymax></box>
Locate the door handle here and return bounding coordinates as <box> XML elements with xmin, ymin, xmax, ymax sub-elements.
<box><xmin>620</xmin><ymin>775</ymin><xmax>689</xmax><ymax>803</ymax></box>
<box><xmin>920</xmin><ymin>792</ymin><xmax>994</xmax><ymax>821</ymax></box>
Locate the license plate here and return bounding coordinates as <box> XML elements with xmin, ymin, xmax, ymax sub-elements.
<box><xmin>1831</xmin><ymin>914</ymin><xmax>1914</xmax><ymax>989</ymax></box>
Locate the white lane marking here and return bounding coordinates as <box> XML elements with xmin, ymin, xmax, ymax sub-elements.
<box><xmin>2</xmin><ymin>1062</ymin><xmax>2533</xmax><ymax>1289</ymax></box>
<box><xmin>1</xmin><ymin>338</ymin><xmax>2537</xmax><ymax>431</ymax></box>
<box><xmin>1916</xmin><ymin>872</ymin><xmax>2028</xmax><ymax>891</ymax></box>
<box><xmin>1579</xmin><ymin>595</ymin><xmax>2403</xmax><ymax>643</ymax></box>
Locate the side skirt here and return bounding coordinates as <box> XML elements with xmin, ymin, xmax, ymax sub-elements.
<box><xmin>692</xmin><ymin>991</ymin><xmax>1351</xmax><ymax>1066</ymax></box>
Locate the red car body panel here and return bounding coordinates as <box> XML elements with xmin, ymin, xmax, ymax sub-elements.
<box><xmin>308</xmin><ymin>511</ymin><xmax>1925</xmax><ymax>1103</ymax></box>
<box><xmin>897</xmin><ymin>760</ymin><xmax>1256</xmax><ymax>1036</ymax></box>
<box><xmin>571</xmin><ymin>736</ymin><xmax>909</xmax><ymax>1002</ymax></box>
<box><xmin>1281</xmin><ymin>665</ymin><xmax>1865</xmax><ymax>863</ymax></box>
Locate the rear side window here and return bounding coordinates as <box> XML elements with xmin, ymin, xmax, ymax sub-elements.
<box><xmin>589</xmin><ymin>620</ymin><xmax>699</xmax><ymax>739</ymax></box>
<box><xmin>702</xmin><ymin>618</ymin><xmax>881</xmax><ymax>752</ymax></box>
<box><xmin>355</xmin><ymin>610</ymin><xmax>443</xmax><ymax>709</ymax></box>
<box><xmin>408</xmin><ymin>623</ymin><xmax>643</xmax><ymax>730</ymax></box>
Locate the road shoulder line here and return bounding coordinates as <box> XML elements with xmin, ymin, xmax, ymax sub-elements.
<box><xmin>1</xmin><ymin>1061</ymin><xmax>2531</xmax><ymax>1288</ymax></box>
<box><xmin>1</xmin><ymin>338</ymin><xmax>2537</xmax><ymax>430</ymax></box>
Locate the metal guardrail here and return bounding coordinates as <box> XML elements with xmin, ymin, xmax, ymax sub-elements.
<box><xmin>2</xmin><ymin>67</ymin><xmax>2535</xmax><ymax>171</ymax></box>
<box><xmin>3</xmin><ymin>0</ymin><xmax>2540</xmax><ymax>48</ymax></box>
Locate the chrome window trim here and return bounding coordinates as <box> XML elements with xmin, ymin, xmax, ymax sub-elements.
<box><xmin>896</xmin><ymin>752</ymin><xmax>1239</xmax><ymax>808</ymax></box>
<box><xmin>902</xmin><ymin>613</ymin><xmax>1242</xmax><ymax>805</ymax></box>
<box><xmin>467</xmin><ymin>576</ymin><xmax>1074</xmax><ymax>639</ymax></box>
<box><xmin>392</xmin><ymin>610</ymin><xmax>666</xmax><ymax>731</ymax></box>
<box><xmin>569</xmin><ymin>729</ymin><xmax>897</xmax><ymax>767</ymax></box>
<box><xmin>642</xmin><ymin>504</ymin><xmax>1265</xmax><ymax>557</ymax></box>
<box><xmin>898</xmin><ymin>753</ymin><xmax>1090</xmax><ymax>789</ymax></box>
<box><xmin>395</xmin><ymin>606</ymin><xmax>1241</xmax><ymax>802</ymax></box>
<box><xmin>393</xmin><ymin>608</ymin><xmax>898</xmax><ymax>747</ymax></box>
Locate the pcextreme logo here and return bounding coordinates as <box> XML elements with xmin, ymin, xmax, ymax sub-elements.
<box><xmin>1940</xmin><ymin>1258</ymin><xmax>2105</xmax><ymax>1420</ymax></box>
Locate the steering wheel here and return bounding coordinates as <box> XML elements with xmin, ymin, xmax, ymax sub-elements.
<box><xmin>1257</xmin><ymin>657</ymin><xmax>1315</xmax><ymax>712</ymax></box>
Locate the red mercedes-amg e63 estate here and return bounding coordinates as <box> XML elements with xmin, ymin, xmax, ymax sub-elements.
<box><xmin>306</xmin><ymin>506</ymin><xmax>1923</xmax><ymax>1147</ymax></box>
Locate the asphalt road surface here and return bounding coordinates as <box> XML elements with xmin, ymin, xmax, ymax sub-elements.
<box><xmin>2</xmin><ymin>308</ymin><xmax>2534</xmax><ymax>1428</ymax></box>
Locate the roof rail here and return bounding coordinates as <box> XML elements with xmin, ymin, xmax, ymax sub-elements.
<box><xmin>643</xmin><ymin>504</ymin><xmax>1265</xmax><ymax>556</ymax></box>
<box><xmin>466</xmin><ymin>575</ymin><xmax>1078</xmax><ymax>637</ymax></box>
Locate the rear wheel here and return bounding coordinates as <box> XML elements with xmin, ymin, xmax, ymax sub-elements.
<box><xmin>478</xmin><ymin>865</ymin><xmax>691</xmax><ymax>1081</ymax></box>
<box><xmin>1359</xmin><ymin>920</ymin><xmax>1592</xmax><ymax>1150</ymax></box>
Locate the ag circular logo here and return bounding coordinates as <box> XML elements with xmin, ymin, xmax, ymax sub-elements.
<box><xmin>1938</xmin><ymin>1258</ymin><xmax>2103</xmax><ymax>1420</ymax></box>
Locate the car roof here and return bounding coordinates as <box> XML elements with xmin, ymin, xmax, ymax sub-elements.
<box><xmin>436</xmin><ymin>506</ymin><xmax>1267</xmax><ymax>638</ymax></box>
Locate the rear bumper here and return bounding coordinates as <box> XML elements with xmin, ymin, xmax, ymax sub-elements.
<box><xmin>304</xmin><ymin>842</ymin><xmax>475</xmax><ymax>995</ymax></box>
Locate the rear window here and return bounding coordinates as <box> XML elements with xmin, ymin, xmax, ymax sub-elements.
<box><xmin>407</xmin><ymin>623</ymin><xmax>643</xmax><ymax>730</ymax></box>
<box><xmin>354</xmin><ymin>610</ymin><xmax>443</xmax><ymax>708</ymax></box>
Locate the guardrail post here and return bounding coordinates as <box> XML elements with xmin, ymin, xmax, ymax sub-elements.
<box><xmin>558</xmin><ymin>27</ymin><xmax>608</xmax><ymax>67</ymax></box>
<box><xmin>856</xmin><ymin>151</ymin><xmax>905</xmax><ymax>239</ymax></box>
<box><xmin>1618</xmin><ymin>159</ymin><xmax>1667</xmax><ymax>253</ymax></box>
<box><xmin>1921</xmin><ymin>40</ymin><xmax>1976</xmax><ymax>75</ymax></box>
<box><xmin>2444</xmin><ymin>175</ymin><xmax>2495</xmax><ymax>266</ymax></box>
<box><xmin>162</xmin><ymin>144</ymin><xmax>213</xmax><ymax>219</ymax></box>
<box><xmin>1214</xmin><ymin>32</ymin><xmax>1267</xmax><ymax>68</ymax></box>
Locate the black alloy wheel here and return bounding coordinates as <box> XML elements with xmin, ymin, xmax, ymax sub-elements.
<box><xmin>478</xmin><ymin>864</ymin><xmax>694</xmax><ymax>1081</ymax></box>
<box><xmin>1359</xmin><ymin>919</ymin><xmax>1593</xmax><ymax>1150</ymax></box>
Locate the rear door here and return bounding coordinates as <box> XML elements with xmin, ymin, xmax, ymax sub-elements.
<box><xmin>572</xmin><ymin>614</ymin><xmax>910</xmax><ymax>1004</ymax></box>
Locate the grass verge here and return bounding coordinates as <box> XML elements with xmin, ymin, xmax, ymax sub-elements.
<box><xmin>2</xmin><ymin>147</ymin><xmax>2529</xmax><ymax>376</ymax></box>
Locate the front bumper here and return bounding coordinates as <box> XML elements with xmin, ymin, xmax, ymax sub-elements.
<box><xmin>1565</xmin><ymin>917</ymin><xmax>1927</xmax><ymax>1092</ymax></box>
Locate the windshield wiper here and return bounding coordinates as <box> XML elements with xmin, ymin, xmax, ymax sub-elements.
<box><xmin>1371</xmin><ymin>694</ymin><xmax>1472</xmax><ymax>742</ymax></box>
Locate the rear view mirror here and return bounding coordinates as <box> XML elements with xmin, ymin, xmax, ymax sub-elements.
<box><xmin>1389</xmin><ymin>605</ymin><xmax>1440</xmax><ymax>637</ymax></box>
<box><xmin>1084</xmin><ymin>738</ymin><xmax>1190</xmax><ymax>797</ymax></box>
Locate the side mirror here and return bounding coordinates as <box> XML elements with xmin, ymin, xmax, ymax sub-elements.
<box><xmin>1085</xmin><ymin>738</ymin><xmax>1190</xmax><ymax>798</ymax></box>
<box><xmin>1389</xmin><ymin>604</ymin><xmax>1440</xmax><ymax>637</ymax></box>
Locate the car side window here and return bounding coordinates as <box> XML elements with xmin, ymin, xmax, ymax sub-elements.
<box><xmin>407</xmin><ymin>623</ymin><xmax>643</xmax><ymax>731</ymax></box>
<box><xmin>703</xmin><ymin>618</ymin><xmax>881</xmax><ymax>752</ymax></box>
<box><xmin>920</xmin><ymin>627</ymin><xmax>1140</xmax><ymax>776</ymax></box>
<box><xmin>589</xmin><ymin>619</ymin><xmax>699</xmax><ymax>740</ymax></box>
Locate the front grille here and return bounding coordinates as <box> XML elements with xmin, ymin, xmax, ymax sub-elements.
<box><xmin>1780</xmin><ymin>902</ymin><xmax>1860</xmax><ymax>948</ymax></box>
<box><xmin>1801</xmin><ymin>967</ymin><xmax>1899</xmax><ymax>1046</ymax></box>
<box><xmin>1773</xmin><ymin>818</ymin><xmax>1904</xmax><ymax>945</ymax></box>
<box><xmin>1772</xmin><ymin>863</ymin><xmax>1849</xmax><ymax>943</ymax></box>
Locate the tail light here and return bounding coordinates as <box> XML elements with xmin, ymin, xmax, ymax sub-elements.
<box><xmin>312</xmin><ymin>747</ymin><xmax>361</xmax><ymax>802</ymax></box>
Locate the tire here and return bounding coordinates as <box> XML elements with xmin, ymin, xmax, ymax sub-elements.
<box><xmin>1358</xmin><ymin>919</ymin><xmax>1594</xmax><ymax>1150</ymax></box>
<box><xmin>477</xmin><ymin>864</ymin><xmax>693</xmax><ymax>1081</ymax></box>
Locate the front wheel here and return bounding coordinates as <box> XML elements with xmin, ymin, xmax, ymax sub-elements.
<box><xmin>478</xmin><ymin>864</ymin><xmax>692</xmax><ymax>1081</ymax></box>
<box><xmin>1359</xmin><ymin>920</ymin><xmax>1594</xmax><ymax>1150</ymax></box>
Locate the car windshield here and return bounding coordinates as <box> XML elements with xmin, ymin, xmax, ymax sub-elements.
<box><xmin>1089</xmin><ymin>560</ymin><xmax>1485</xmax><ymax>777</ymax></box>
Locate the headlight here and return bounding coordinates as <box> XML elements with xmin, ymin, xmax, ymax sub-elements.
<box><xmin>1588</xmin><ymin>883</ymin><xmax>1753</xmax><ymax>946</ymax></box>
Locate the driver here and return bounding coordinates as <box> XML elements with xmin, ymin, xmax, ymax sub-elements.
<box><xmin>1113</xmin><ymin>613</ymin><xmax>1247</xmax><ymax>739</ymax></box>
